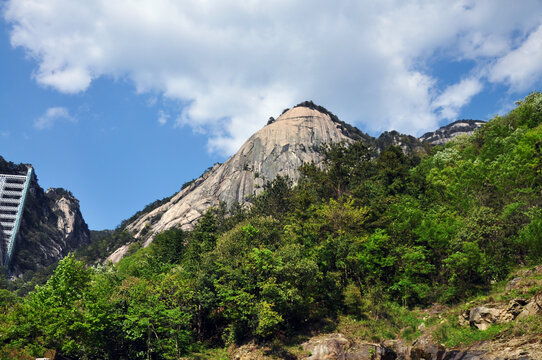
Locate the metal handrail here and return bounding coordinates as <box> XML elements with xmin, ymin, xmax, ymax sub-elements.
<box><xmin>4</xmin><ymin>168</ymin><xmax>32</xmax><ymax>268</ymax></box>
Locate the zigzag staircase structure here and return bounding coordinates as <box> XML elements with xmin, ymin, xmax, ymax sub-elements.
<box><xmin>0</xmin><ymin>167</ymin><xmax>32</xmax><ymax>268</ymax></box>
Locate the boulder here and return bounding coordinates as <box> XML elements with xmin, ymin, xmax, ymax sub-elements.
<box><xmin>517</xmin><ymin>292</ymin><xmax>542</xmax><ymax>319</ymax></box>
<box><xmin>506</xmin><ymin>265</ymin><xmax>542</xmax><ymax>291</ymax></box>
<box><xmin>382</xmin><ymin>340</ymin><xmax>410</xmax><ymax>360</ymax></box>
<box><xmin>468</xmin><ymin>307</ymin><xmax>501</xmax><ymax>330</ymax></box>
<box><xmin>302</xmin><ymin>334</ymin><xmax>397</xmax><ymax>360</ymax></box>
<box><xmin>345</xmin><ymin>344</ymin><xmax>396</xmax><ymax>360</ymax></box>
<box><xmin>500</xmin><ymin>299</ymin><xmax>529</xmax><ymax>322</ymax></box>
<box><xmin>411</xmin><ymin>336</ymin><xmax>446</xmax><ymax>360</ymax></box>
<box><xmin>506</xmin><ymin>277</ymin><xmax>524</xmax><ymax>291</ymax></box>
<box><xmin>302</xmin><ymin>334</ymin><xmax>350</xmax><ymax>360</ymax></box>
<box><xmin>458</xmin><ymin>310</ymin><xmax>470</xmax><ymax>327</ymax></box>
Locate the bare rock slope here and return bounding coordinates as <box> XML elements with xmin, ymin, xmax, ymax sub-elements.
<box><xmin>123</xmin><ymin>105</ymin><xmax>483</xmax><ymax>253</ymax></box>
<box><xmin>126</xmin><ymin>106</ymin><xmax>355</xmax><ymax>240</ymax></box>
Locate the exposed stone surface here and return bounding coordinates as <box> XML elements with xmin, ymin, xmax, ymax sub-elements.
<box><xmin>125</xmin><ymin>106</ymin><xmax>356</xmax><ymax>241</ymax></box>
<box><xmin>459</xmin><ymin>290</ymin><xmax>542</xmax><ymax>331</ymax></box>
<box><xmin>12</xmin><ymin>185</ymin><xmax>90</xmax><ymax>277</ymax></box>
<box><xmin>382</xmin><ymin>340</ymin><xmax>411</xmax><ymax>360</ymax></box>
<box><xmin>375</xmin><ymin>131</ymin><xmax>427</xmax><ymax>155</ymax></box>
<box><xmin>469</xmin><ymin>306</ymin><xmax>502</xmax><ymax>330</ymax></box>
<box><xmin>505</xmin><ymin>266</ymin><xmax>542</xmax><ymax>292</ymax></box>
<box><xmin>106</xmin><ymin>243</ymin><xmax>132</xmax><ymax>264</ymax></box>
<box><xmin>302</xmin><ymin>333</ymin><xmax>350</xmax><ymax>359</ymax></box>
<box><xmin>301</xmin><ymin>334</ymin><xmax>396</xmax><ymax>360</ymax></box>
<box><xmin>471</xmin><ymin>335</ymin><xmax>542</xmax><ymax>360</ymax></box>
<box><xmin>118</xmin><ymin>106</ymin><xmax>483</xmax><ymax>262</ymax></box>
<box><xmin>228</xmin><ymin>329</ymin><xmax>542</xmax><ymax>360</ymax></box>
<box><xmin>419</xmin><ymin>120</ymin><xmax>485</xmax><ymax>145</ymax></box>
<box><xmin>409</xmin><ymin>335</ymin><xmax>447</xmax><ymax>360</ymax></box>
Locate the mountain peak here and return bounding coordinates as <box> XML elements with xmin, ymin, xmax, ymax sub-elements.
<box><xmin>123</xmin><ymin>102</ymin><xmax>360</xmax><ymax>247</ymax></box>
<box><xmin>275</xmin><ymin>105</ymin><xmax>329</xmax><ymax>123</ymax></box>
<box><xmin>120</xmin><ymin>103</ymin><xmax>478</xmax><ymax>258</ymax></box>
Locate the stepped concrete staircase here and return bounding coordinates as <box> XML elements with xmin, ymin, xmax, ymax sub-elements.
<box><xmin>0</xmin><ymin>167</ymin><xmax>32</xmax><ymax>268</ymax></box>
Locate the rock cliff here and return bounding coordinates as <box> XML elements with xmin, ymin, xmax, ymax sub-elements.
<box><xmin>0</xmin><ymin>156</ymin><xmax>90</xmax><ymax>276</ymax></box>
<box><xmin>123</xmin><ymin>104</ymin><xmax>482</xmax><ymax>250</ymax></box>
<box><xmin>125</xmin><ymin>105</ymin><xmax>358</xmax><ymax>241</ymax></box>
<box><xmin>123</xmin><ymin>101</ymin><xmax>484</xmax><ymax>253</ymax></box>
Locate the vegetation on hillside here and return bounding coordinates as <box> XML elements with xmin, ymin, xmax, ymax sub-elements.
<box><xmin>1</xmin><ymin>92</ymin><xmax>542</xmax><ymax>359</ymax></box>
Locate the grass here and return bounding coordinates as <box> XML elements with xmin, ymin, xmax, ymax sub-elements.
<box><xmin>433</xmin><ymin>322</ymin><xmax>508</xmax><ymax>348</ymax></box>
<box><xmin>185</xmin><ymin>347</ymin><xmax>229</xmax><ymax>360</ymax></box>
<box><xmin>336</xmin><ymin>302</ymin><xmax>422</xmax><ymax>343</ymax></box>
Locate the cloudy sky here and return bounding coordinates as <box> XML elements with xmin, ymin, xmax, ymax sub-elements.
<box><xmin>1</xmin><ymin>0</ymin><xmax>542</xmax><ymax>229</ymax></box>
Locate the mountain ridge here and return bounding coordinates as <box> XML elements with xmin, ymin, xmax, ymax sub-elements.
<box><xmin>419</xmin><ymin>119</ymin><xmax>486</xmax><ymax>145</ymax></box>
<box><xmin>123</xmin><ymin>104</ymin><xmax>356</xmax><ymax>243</ymax></box>
<box><xmin>118</xmin><ymin>103</ymin><xmax>484</xmax><ymax>260</ymax></box>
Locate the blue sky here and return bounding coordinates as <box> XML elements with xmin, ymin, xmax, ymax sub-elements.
<box><xmin>1</xmin><ymin>1</ymin><xmax>542</xmax><ymax>230</ymax></box>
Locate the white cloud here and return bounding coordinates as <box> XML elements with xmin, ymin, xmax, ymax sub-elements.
<box><xmin>5</xmin><ymin>0</ymin><xmax>542</xmax><ymax>152</ymax></box>
<box><xmin>1</xmin><ymin>131</ymin><xmax>10</xmax><ymax>137</ymax></box>
<box><xmin>157</xmin><ymin>110</ymin><xmax>169</xmax><ymax>125</ymax></box>
<box><xmin>34</xmin><ymin>107</ymin><xmax>75</xmax><ymax>130</ymax></box>
<box><xmin>433</xmin><ymin>77</ymin><xmax>483</xmax><ymax>120</ymax></box>
<box><xmin>489</xmin><ymin>24</ymin><xmax>542</xmax><ymax>92</ymax></box>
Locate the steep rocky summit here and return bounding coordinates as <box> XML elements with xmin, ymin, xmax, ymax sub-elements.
<box><xmin>0</xmin><ymin>156</ymin><xmax>90</xmax><ymax>276</ymax></box>
<box><xmin>123</xmin><ymin>104</ymin><xmax>482</xmax><ymax>250</ymax></box>
<box><xmin>125</xmin><ymin>105</ymin><xmax>358</xmax><ymax>240</ymax></box>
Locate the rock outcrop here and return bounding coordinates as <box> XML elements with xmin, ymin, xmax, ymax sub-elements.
<box><xmin>419</xmin><ymin>120</ymin><xmax>486</xmax><ymax>145</ymax></box>
<box><xmin>122</xmin><ymin>104</ymin><xmax>482</xmax><ymax>253</ymax></box>
<box><xmin>0</xmin><ymin>156</ymin><xmax>90</xmax><ymax>276</ymax></box>
<box><xmin>459</xmin><ymin>293</ymin><xmax>542</xmax><ymax>330</ymax></box>
<box><xmin>125</xmin><ymin>105</ymin><xmax>358</xmax><ymax>241</ymax></box>
<box><xmin>232</xmin><ymin>331</ymin><xmax>541</xmax><ymax>360</ymax></box>
<box><xmin>375</xmin><ymin>131</ymin><xmax>428</xmax><ymax>155</ymax></box>
<box><xmin>302</xmin><ymin>334</ymin><xmax>396</xmax><ymax>360</ymax></box>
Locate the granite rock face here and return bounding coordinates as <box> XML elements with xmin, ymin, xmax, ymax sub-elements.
<box><xmin>419</xmin><ymin>120</ymin><xmax>485</xmax><ymax>145</ymax></box>
<box><xmin>123</xmin><ymin>106</ymin><xmax>483</xmax><ymax>252</ymax></box>
<box><xmin>125</xmin><ymin>106</ymin><xmax>355</xmax><ymax>240</ymax></box>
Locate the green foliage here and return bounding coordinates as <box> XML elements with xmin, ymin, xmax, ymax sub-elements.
<box><xmin>151</xmin><ymin>228</ymin><xmax>187</xmax><ymax>264</ymax></box>
<box><xmin>76</xmin><ymin>229</ymin><xmax>134</xmax><ymax>265</ymax></box>
<box><xmin>251</xmin><ymin>175</ymin><xmax>294</xmax><ymax>219</ymax></box>
<box><xmin>518</xmin><ymin>207</ymin><xmax>542</xmax><ymax>262</ymax></box>
<box><xmin>434</xmin><ymin>321</ymin><xmax>507</xmax><ymax>348</ymax></box>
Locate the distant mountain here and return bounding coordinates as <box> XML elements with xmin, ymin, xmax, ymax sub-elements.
<box><xmin>0</xmin><ymin>156</ymin><xmax>90</xmax><ymax>276</ymax></box>
<box><xmin>419</xmin><ymin>119</ymin><xmax>486</xmax><ymax>145</ymax></box>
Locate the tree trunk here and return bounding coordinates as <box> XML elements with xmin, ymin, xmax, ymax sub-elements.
<box><xmin>147</xmin><ymin>327</ymin><xmax>151</xmax><ymax>360</ymax></box>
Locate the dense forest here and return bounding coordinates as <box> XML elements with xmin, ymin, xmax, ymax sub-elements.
<box><xmin>1</xmin><ymin>92</ymin><xmax>542</xmax><ymax>359</ymax></box>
